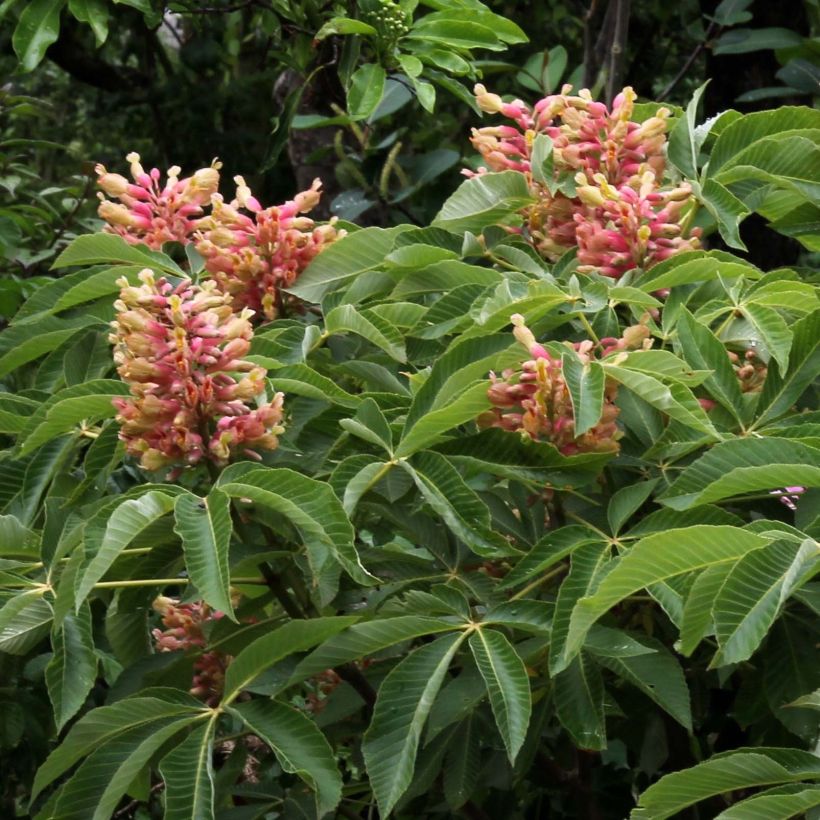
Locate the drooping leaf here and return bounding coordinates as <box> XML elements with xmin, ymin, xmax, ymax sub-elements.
<box><xmin>658</xmin><ymin>438</ymin><xmax>820</xmax><ymax>509</ymax></box>
<box><xmin>222</xmin><ymin>617</ymin><xmax>359</xmax><ymax>702</ymax></box>
<box><xmin>631</xmin><ymin>747</ymin><xmax>820</xmax><ymax>819</ymax></box>
<box><xmin>230</xmin><ymin>699</ymin><xmax>342</xmax><ymax>817</ymax></box>
<box><xmin>159</xmin><ymin>718</ymin><xmax>217</xmax><ymax>820</ymax></box>
<box><xmin>469</xmin><ymin>628</ymin><xmax>532</xmax><ymax>762</ymax></box>
<box><xmin>557</xmin><ymin>527</ymin><xmax>772</xmax><ymax>672</ymax></box>
<box><xmin>362</xmin><ymin>632</ymin><xmax>466</xmax><ymax>818</ymax></box>
<box><xmin>174</xmin><ymin>490</ymin><xmax>235</xmax><ymax>620</ymax></box>
<box><xmin>45</xmin><ymin>601</ymin><xmax>97</xmax><ymax>730</ymax></box>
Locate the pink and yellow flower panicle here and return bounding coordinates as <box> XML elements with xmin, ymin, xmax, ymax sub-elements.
<box><xmin>96</xmin><ymin>153</ymin><xmax>220</xmax><ymax>249</ymax></box>
<box><xmin>470</xmin><ymin>84</ymin><xmax>701</xmax><ymax>278</ymax></box>
<box><xmin>96</xmin><ymin>156</ymin><xmax>344</xmax><ymax>321</ymax></box>
<box><xmin>481</xmin><ymin>315</ymin><xmax>651</xmax><ymax>455</ymax></box>
<box><xmin>196</xmin><ymin>177</ymin><xmax>344</xmax><ymax>320</ymax></box>
<box><xmin>110</xmin><ymin>269</ymin><xmax>284</xmax><ymax>474</ymax></box>
<box><xmin>152</xmin><ymin>596</ymin><xmax>230</xmax><ymax>705</ymax></box>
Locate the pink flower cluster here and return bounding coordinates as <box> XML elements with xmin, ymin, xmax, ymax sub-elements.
<box><xmin>96</xmin><ymin>153</ymin><xmax>220</xmax><ymax>249</ymax></box>
<box><xmin>96</xmin><ymin>156</ymin><xmax>343</xmax><ymax>321</ymax></box>
<box><xmin>152</xmin><ymin>596</ymin><xmax>230</xmax><ymax>705</ymax></box>
<box><xmin>110</xmin><ymin>269</ymin><xmax>284</xmax><ymax>474</ymax></box>
<box><xmin>478</xmin><ymin>315</ymin><xmax>651</xmax><ymax>455</ymax></box>
<box><xmin>196</xmin><ymin>177</ymin><xmax>343</xmax><ymax>320</ymax></box>
<box><xmin>470</xmin><ymin>84</ymin><xmax>701</xmax><ymax>277</ymax></box>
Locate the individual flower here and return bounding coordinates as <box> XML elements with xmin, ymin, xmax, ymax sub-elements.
<box><xmin>769</xmin><ymin>486</ymin><xmax>805</xmax><ymax>511</ymax></box>
<box><xmin>110</xmin><ymin>269</ymin><xmax>284</xmax><ymax>474</ymax></box>
<box><xmin>152</xmin><ymin>596</ymin><xmax>230</xmax><ymax>705</ymax></box>
<box><xmin>729</xmin><ymin>347</ymin><xmax>768</xmax><ymax>393</ymax></box>
<box><xmin>479</xmin><ymin>315</ymin><xmax>628</xmax><ymax>455</ymax></box>
<box><xmin>196</xmin><ymin>177</ymin><xmax>344</xmax><ymax>320</ymax></box>
<box><xmin>468</xmin><ymin>84</ymin><xmax>700</xmax><ymax>276</ymax></box>
<box><xmin>96</xmin><ymin>153</ymin><xmax>221</xmax><ymax>249</ymax></box>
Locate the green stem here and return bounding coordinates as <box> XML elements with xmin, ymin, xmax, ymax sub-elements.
<box><xmin>509</xmin><ymin>563</ymin><xmax>568</xmax><ymax>601</ymax></box>
<box><xmin>576</xmin><ymin>311</ymin><xmax>601</xmax><ymax>345</ymax></box>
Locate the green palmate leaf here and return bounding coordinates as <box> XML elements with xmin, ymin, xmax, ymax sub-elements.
<box><xmin>607</xmin><ymin>479</ymin><xmax>658</xmax><ymax>536</ymax></box>
<box><xmin>219</xmin><ymin>467</ymin><xmax>372</xmax><ymax>585</ymax></box>
<box><xmin>288</xmin><ymin>226</ymin><xmax>411</xmax><ymax>303</ymax></box>
<box><xmin>631</xmin><ymin>747</ymin><xmax>820</xmax><ymax>819</ymax></box>
<box><xmin>715</xmin><ymin>785</ymin><xmax>820</xmax><ymax>820</ymax></box>
<box><xmin>432</xmin><ymin>171</ymin><xmax>534</xmax><ymax>234</ymax></box>
<box><xmin>603</xmin><ymin>364</ymin><xmax>717</xmax><ymax>437</ymax></box>
<box><xmin>658</xmin><ymin>438</ymin><xmax>820</xmax><ymax>509</ymax></box>
<box><xmin>616</xmin><ymin>350</ymin><xmax>710</xmax><ymax>386</ymax></box>
<box><xmin>667</xmin><ymin>81</ymin><xmax>708</xmax><ymax>178</ymax></box>
<box><xmin>711</xmin><ymin>538</ymin><xmax>819</xmax><ymax>666</ymax></box>
<box><xmin>0</xmin><ymin>591</ymin><xmax>52</xmax><ymax>655</ymax></box>
<box><xmin>230</xmin><ymin>700</ymin><xmax>342</xmax><ymax>817</ymax></box>
<box><xmin>0</xmin><ymin>315</ymin><xmax>104</xmax><ymax>378</ymax></box>
<box><xmin>499</xmin><ymin>526</ymin><xmax>603</xmax><ymax>591</ymax></box>
<box><xmin>0</xmin><ymin>395</ymin><xmax>40</xmax><ymax>435</ymax></box>
<box><xmin>174</xmin><ymin>490</ymin><xmax>235</xmax><ymax>620</ymax></box>
<box><xmin>268</xmin><ymin>363</ymin><xmax>361</xmax><ymax>408</ymax></box>
<box><xmin>400</xmin><ymin>451</ymin><xmax>514</xmax><ymax>557</ymax></box>
<box><xmin>395</xmin><ymin>381</ymin><xmax>494</xmax><ymax>457</ymax></box>
<box><xmin>159</xmin><ymin>718</ymin><xmax>218</xmax><ymax>820</ymax></box>
<box><xmin>18</xmin><ymin>381</ymin><xmax>129</xmax><ymax>457</ymax></box>
<box><xmin>327</xmin><ymin>304</ymin><xmax>406</xmax><ymax>362</ymax></box>
<box><xmin>676</xmin><ymin>308</ymin><xmax>745</xmax><ymax>424</ymax></box>
<box><xmin>677</xmin><ymin>562</ymin><xmax>735</xmax><ymax>656</ymax></box>
<box><xmin>469</xmin><ymin>628</ymin><xmax>531</xmax><ymax>762</ymax></box>
<box><xmin>556</xmin><ymin>526</ymin><xmax>772</xmax><ymax>673</ymax></box>
<box><xmin>700</xmin><ymin>178</ymin><xmax>750</xmax><ymax>250</ymax></box>
<box><xmin>707</xmin><ymin>106</ymin><xmax>820</xmax><ymax>175</ymax></box>
<box><xmin>44</xmin><ymin>716</ymin><xmax>199</xmax><ymax>820</ymax></box>
<box><xmin>45</xmin><ymin>601</ymin><xmax>97</xmax><ymax>730</ymax></box>
<box><xmin>291</xmin><ymin>615</ymin><xmax>459</xmax><ymax>683</ymax></box>
<box><xmin>0</xmin><ymin>514</ymin><xmax>40</xmax><ymax>558</ymax></box>
<box><xmin>12</xmin><ymin>0</ymin><xmax>65</xmax><ymax>72</ymax></box>
<box><xmin>530</xmin><ymin>133</ymin><xmax>555</xmax><ymax>188</ymax></box>
<box><xmin>590</xmin><ymin>639</ymin><xmax>692</xmax><ymax>730</ymax></box>
<box><xmin>362</xmin><ymin>632</ymin><xmax>466</xmax><ymax>818</ymax></box>
<box><xmin>436</xmin><ymin>429</ymin><xmax>612</xmax><ymax>487</ymax></box>
<box><xmin>223</xmin><ymin>617</ymin><xmax>359</xmax><ymax>702</ymax></box>
<box><xmin>754</xmin><ymin>309</ymin><xmax>820</xmax><ymax>427</ymax></box>
<box><xmin>52</xmin><ymin>233</ymin><xmax>184</xmax><ymax>275</ymax></box>
<box><xmin>31</xmin><ymin>696</ymin><xmax>203</xmax><ymax>803</ymax></box>
<box><xmin>549</xmin><ymin>542</ymin><xmax>612</xmax><ymax>676</ymax></box>
<box><xmin>552</xmin><ymin>653</ymin><xmax>606</xmax><ymax>750</ymax></box>
<box><xmin>75</xmin><ymin>490</ymin><xmax>177</xmax><ymax>606</ymax></box>
<box><xmin>561</xmin><ymin>353</ymin><xmax>604</xmax><ymax>437</ymax></box>
<box><xmin>443</xmin><ymin>716</ymin><xmax>480</xmax><ymax>810</ymax></box>
<box><xmin>742</xmin><ymin>301</ymin><xmax>793</xmax><ymax>374</ymax></box>
<box><xmin>636</xmin><ymin>253</ymin><xmax>753</xmax><ymax>293</ymax></box>
<box><xmin>339</xmin><ymin>398</ymin><xmax>394</xmax><ymax>455</ymax></box>
<box><xmin>347</xmin><ymin>63</ymin><xmax>386</xmax><ymax>120</ymax></box>
<box><xmin>67</xmin><ymin>0</ymin><xmax>109</xmax><ymax>44</ymax></box>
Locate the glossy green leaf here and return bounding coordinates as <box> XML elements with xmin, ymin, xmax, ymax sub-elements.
<box><xmin>562</xmin><ymin>353</ymin><xmax>604</xmax><ymax>437</ymax></box>
<box><xmin>159</xmin><ymin>718</ymin><xmax>217</xmax><ymax>820</ymax></box>
<box><xmin>12</xmin><ymin>0</ymin><xmax>65</xmax><ymax>72</ymax></box>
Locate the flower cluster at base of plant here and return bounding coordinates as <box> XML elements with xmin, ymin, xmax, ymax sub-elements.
<box><xmin>480</xmin><ymin>314</ymin><xmax>651</xmax><ymax>455</ymax></box>
<box><xmin>96</xmin><ymin>154</ymin><xmax>344</xmax><ymax>320</ymax></box>
<box><xmin>110</xmin><ymin>269</ymin><xmax>284</xmax><ymax>475</ymax></box>
<box><xmin>469</xmin><ymin>84</ymin><xmax>701</xmax><ymax>277</ymax></box>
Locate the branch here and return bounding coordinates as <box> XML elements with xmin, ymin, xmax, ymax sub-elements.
<box><xmin>658</xmin><ymin>19</ymin><xmax>719</xmax><ymax>101</ymax></box>
<box><xmin>605</xmin><ymin>0</ymin><xmax>631</xmax><ymax>104</ymax></box>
